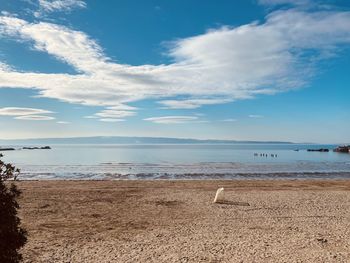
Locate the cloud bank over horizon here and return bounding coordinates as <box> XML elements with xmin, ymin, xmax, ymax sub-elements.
<box><xmin>0</xmin><ymin>2</ymin><xmax>350</xmax><ymax>124</ymax></box>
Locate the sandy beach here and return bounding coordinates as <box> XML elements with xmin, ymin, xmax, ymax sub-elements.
<box><xmin>17</xmin><ymin>180</ymin><xmax>350</xmax><ymax>262</ymax></box>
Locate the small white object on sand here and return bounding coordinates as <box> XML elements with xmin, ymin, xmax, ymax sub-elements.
<box><xmin>213</xmin><ymin>187</ymin><xmax>224</xmax><ymax>203</ymax></box>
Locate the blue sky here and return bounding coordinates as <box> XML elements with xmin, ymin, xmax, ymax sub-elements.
<box><xmin>0</xmin><ymin>0</ymin><xmax>349</xmax><ymax>143</ymax></box>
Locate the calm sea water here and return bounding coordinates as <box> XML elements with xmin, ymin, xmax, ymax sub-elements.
<box><xmin>2</xmin><ymin>144</ymin><xmax>350</xmax><ymax>180</ymax></box>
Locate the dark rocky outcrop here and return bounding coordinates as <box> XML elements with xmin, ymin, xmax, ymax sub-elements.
<box><xmin>307</xmin><ymin>148</ymin><xmax>329</xmax><ymax>152</ymax></box>
<box><xmin>0</xmin><ymin>147</ymin><xmax>15</xmax><ymax>151</ymax></box>
<box><xmin>334</xmin><ymin>145</ymin><xmax>350</xmax><ymax>153</ymax></box>
<box><xmin>40</xmin><ymin>146</ymin><xmax>51</xmax><ymax>149</ymax></box>
<box><xmin>0</xmin><ymin>146</ymin><xmax>51</xmax><ymax>151</ymax></box>
<box><xmin>22</xmin><ymin>146</ymin><xmax>51</xmax><ymax>150</ymax></box>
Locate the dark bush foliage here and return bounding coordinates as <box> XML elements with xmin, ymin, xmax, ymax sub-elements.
<box><xmin>0</xmin><ymin>153</ymin><xmax>27</xmax><ymax>263</ymax></box>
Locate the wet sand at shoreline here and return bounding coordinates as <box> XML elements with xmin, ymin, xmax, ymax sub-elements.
<box><xmin>17</xmin><ymin>180</ymin><xmax>350</xmax><ymax>262</ymax></box>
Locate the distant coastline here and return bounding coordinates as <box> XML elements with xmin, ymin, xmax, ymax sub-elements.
<box><xmin>0</xmin><ymin>136</ymin><xmax>296</xmax><ymax>145</ymax></box>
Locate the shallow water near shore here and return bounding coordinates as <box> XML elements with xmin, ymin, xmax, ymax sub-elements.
<box><xmin>2</xmin><ymin>143</ymin><xmax>350</xmax><ymax>180</ymax></box>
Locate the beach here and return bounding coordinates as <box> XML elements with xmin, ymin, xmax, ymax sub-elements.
<box><xmin>16</xmin><ymin>179</ymin><xmax>350</xmax><ymax>262</ymax></box>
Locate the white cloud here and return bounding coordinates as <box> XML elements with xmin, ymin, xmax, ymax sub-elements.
<box><xmin>144</xmin><ymin>116</ymin><xmax>199</xmax><ymax>124</ymax></box>
<box><xmin>94</xmin><ymin>109</ymin><xmax>136</xmax><ymax>118</ymax></box>
<box><xmin>0</xmin><ymin>107</ymin><xmax>53</xmax><ymax>116</ymax></box>
<box><xmin>0</xmin><ymin>107</ymin><xmax>54</xmax><ymax>121</ymax></box>
<box><xmin>14</xmin><ymin>115</ymin><xmax>55</xmax><ymax>120</ymax></box>
<box><xmin>159</xmin><ymin>98</ymin><xmax>231</xmax><ymax>109</ymax></box>
<box><xmin>36</xmin><ymin>0</ymin><xmax>86</xmax><ymax>16</ymax></box>
<box><xmin>107</xmin><ymin>104</ymin><xmax>138</xmax><ymax>111</ymax></box>
<box><xmin>57</xmin><ymin>121</ymin><xmax>70</xmax><ymax>124</ymax></box>
<box><xmin>249</xmin><ymin>115</ymin><xmax>264</xmax><ymax>118</ymax></box>
<box><xmin>1</xmin><ymin>9</ymin><xmax>350</xmax><ymax>116</ymax></box>
<box><xmin>99</xmin><ymin>118</ymin><xmax>125</xmax><ymax>122</ymax></box>
<box><xmin>0</xmin><ymin>62</ymin><xmax>12</xmax><ymax>71</ymax></box>
<box><xmin>0</xmin><ymin>11</ymin><xmax>14</xmax><ymax>17</ymax></box>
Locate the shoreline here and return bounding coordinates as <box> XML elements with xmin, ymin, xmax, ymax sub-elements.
<box><xmin>16</xmin><ymin>171</ymin><xmax>350</xmax><ymax>180</ymax></box>
<box><xmin>18</xmin><ymin>180</ymin><xmax>350</xmax><ymax>262</ymax></box>
<box><xmin>13</xmin><ymin>178</ymin><xmax>350</xmax><ymax>185</ymax></box>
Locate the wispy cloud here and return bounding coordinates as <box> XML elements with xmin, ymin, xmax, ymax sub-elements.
<box><xmin>14</xmin><ymin>115</ymin><xmax>55</xmax><ymax>120</ymax></box>
<box><xmin>0</xmin><ymin>107</ymin><xmax>54</xmax><ymax>121</ymax></box>
<box><xmin>0</xmin><ymin>107</ymin><xmax>53</xmax><ymax>116</ymax></box>
<box><xmin>1</xmin><ymin>8</ymin><xmax>350</xmax><ymax>117</ymax></box>
<box><xmin>84</xmin><ymin>105</ymin><xmax>138</xmax><ymax>121</ymax></box>
<box><xmin>94</xmin><ymin>109</ymin><xmax>136</xmax><ymax>118</ymax></box>
<box><xmin>159</xmin><ymin>98</ymin><xmax>231</xmax><ymax>109</ymax></box>
<box><xmin>144</xmin><ymin>116</ymin><xmax>199</xmax><ymax>124</ymax></box>
<box><xmin>35</xmin><ymin>0</ymin><xmax>86</xmax><ymax>17</ymax></box>
<box><xmin>107</xmin><ymin>104</ymin><xmax>138</xmax><ymax>111</ymax></box>
<box><xmin>57</xmin><ymin>121</ymin><xmax>70</xmax><ymax>124</ymax></box>
<box><xmin>249</xmin><ymin>115</ymin><xmax>264</xmax><ymax>118</ymax></box>
<box><xmin>99</xmin><ymin>118</ymin><xmax>125</xmax><ymax>122</ymax></box>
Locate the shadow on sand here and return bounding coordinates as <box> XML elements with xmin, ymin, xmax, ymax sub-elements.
<box><xmin>215</xmin><ymin>200</ymin><xmax>250</xmax><ymax>206</ymax></box>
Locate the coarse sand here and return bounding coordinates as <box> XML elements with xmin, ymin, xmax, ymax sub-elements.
<box><xmin>16</xmin><ymin>180</ymin><xmax>350</xmax><ymax>262</ymax></box>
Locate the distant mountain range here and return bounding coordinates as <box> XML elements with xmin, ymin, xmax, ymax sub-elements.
<box><xmin>0</xmin><ymin>136</ymin><xmax>294</xmax><ymax>145</ymax></box>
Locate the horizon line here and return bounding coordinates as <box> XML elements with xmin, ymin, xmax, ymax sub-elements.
<box><xmin>0</xmin><ymin>135</ymin><xmax>347</xmax><ymax>145</ymax></box>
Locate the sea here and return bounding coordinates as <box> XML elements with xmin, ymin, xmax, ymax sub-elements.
<box><xmin>1</xmin><ymin>143</ymin><xmax>350</xmax><ymax>180</ymax></box>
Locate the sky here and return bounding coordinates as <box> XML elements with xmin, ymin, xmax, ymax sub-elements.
<box><xmin>0</xmin><ymin>0</ymin><xmax>349</xmax><ymax>143</ymax></box>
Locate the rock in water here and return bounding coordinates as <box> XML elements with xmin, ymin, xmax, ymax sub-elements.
<box><xmin>0</xmin><ymin>147</ymin><xmax>15</xmax><ymax>151</ymax></box>
<box><xmin>213</xmin><ymin>187</ymin><xmax>225</xmax><ymax>203</ymax></box>
<box><xmin>334</xmin><ymin>145</ymin><xmax>350</xmax><ymax>153</ymax></box>
<box><xmin>307</xmin><ymin>148</ymin><xmax>329</xmax><ymax>152</ymax></box>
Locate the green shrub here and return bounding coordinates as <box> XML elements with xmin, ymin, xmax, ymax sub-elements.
<box><xmin>0</xmin><ymin>153</ymin><xmax>27</xmax><ymax>263</ymax></box>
